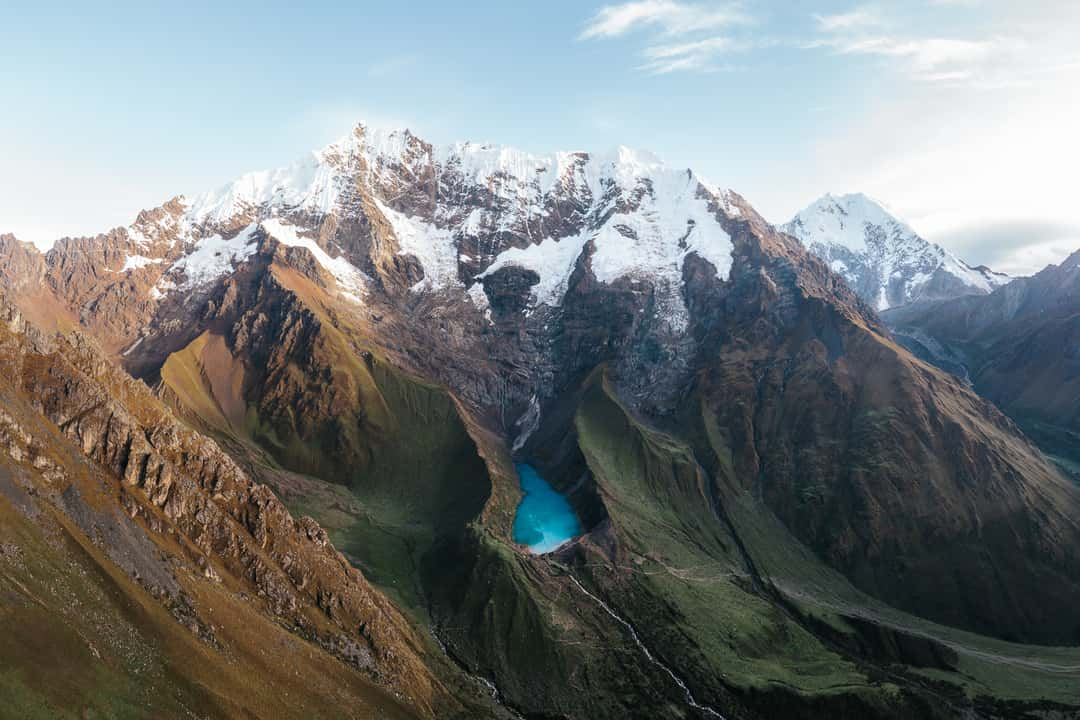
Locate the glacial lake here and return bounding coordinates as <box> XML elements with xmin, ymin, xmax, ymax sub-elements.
<box><xmin>511</xmin><ymin>463</ymin><xmax>582</xmax><ymax>554</ymax></box>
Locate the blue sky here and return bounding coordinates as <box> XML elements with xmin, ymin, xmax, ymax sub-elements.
<box><xmin>2</xmin><ymin>0</ymin><xmax>1078</xmax><ymax>274</ymax></box>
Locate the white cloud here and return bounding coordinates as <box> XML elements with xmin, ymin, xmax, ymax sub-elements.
<box><xmin>805</xmin><ymin>3</ymin><xmax>1080</xmax><ymax>89</ymax></box>
<box><xmin>581</xmin><ymin>1</ymin><xmax>751</xmax><ymax>73</ymax></box>
<box><xmin>984</xmin><ymin>237</ymin><xmax>1080</xmax><ymax>277</ymax></box>
<box><xmin>936</xmin><ymin>220</ymin><xmax>1080</xmax><ymax>276</ymax></box>
<box><xmin>808</xmin><ymin>8</ymin><xmax>1023</xmax><ymax>86</ymax></box>
<box><xmin>640</xmin><ymin>36</ymin><xmax>735</xmax><ymax>73</ymax></box>
<box><xmin>581</xmin><ymin>0</ymin><xmax>747</xmax><ymax>39</ymax></box>
<box><xmin>814</xmin><ymin>8</ymin><xmax>883</xmax><ymax>32</ymax></box>
<box><xmin>835</xmin><ymin>35</ymin><xmax>1015</xmax><ymax>80</ymax></box>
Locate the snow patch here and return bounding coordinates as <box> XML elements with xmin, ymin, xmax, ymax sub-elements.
<box><xmin>466</xmin><ymin>282</ymin><xmax>493</xmax><ymax>323</ymax></box>
<box><xmin>372</xmin><ymin>198</ymin><xmax>460</xmax><ymax>292</ymax></box>
<box><xmin>461</xmin><ymin>208</ymin><xmax>486</xmax><ymax>236</ymax></box>
<box><xmin>588</xmin><ymin>169</ymin><xmax>733</xmax><ymax>330</ymax></box>
<box><xmin>121</xmin><ymin>255</ymin><xmax>162</xmax><ymax>272</ymax></box>
<box><xmin>259</xmin><ymin>218</ymin><xmax>367</xmax><ymax>299</ymax></box>
<box><xmin>478</xmin><ymin>232</ymin><xmax>590</xmax><ymax>309</ymax></box>
<box><xmin>787</xmin><ymin>193</ymin><xmax>913</xmax><ymax>254</ymax></box>
<box><xmin>512</xmin><ymin>395</ymin><xmax>541</xmax><ymax>453</ymax></box>
<box><xmin>941</xmin><ymin>254</ymin><xmax>1011</xmax><ymax>293</ymax></box>
<box><xmin>121</xmin><ymin>336</ymin><xmax>144</xmax><ymax>356</ymax></box>
<box><xmin>166</xmin><ymin>223</ymin><xmax>259</xmax><ymax>290</ymax></box>
<box><xmin>471</xmin><ymin>163</ymin><xmax>733</xmax><ymax>327</ymax></box>
<box><xmin>786</xmin><ymin>192</ymin><xmax>1010</xmax><ymax>310</ymax></box>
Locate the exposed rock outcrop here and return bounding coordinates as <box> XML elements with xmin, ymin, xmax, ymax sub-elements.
<box><xmin>0</xmin><ymin>298</ymin><xmax>448</xmax><ymax>718</ymax></box>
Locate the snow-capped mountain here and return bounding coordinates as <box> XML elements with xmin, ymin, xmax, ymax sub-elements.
<box><xmin>82</xmin><ymin>124</ymin><xmax>743</xmax><ymax>336</ymax></box>
<box><xmin>782</xmin><ymin>193</ymin><xmax>1010</xmax><ymax>311</ymax></box>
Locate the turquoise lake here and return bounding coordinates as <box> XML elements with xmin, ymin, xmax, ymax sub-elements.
<box><xmin>511</xmin><ymin>463</ymin><xmax>582</xmax><ymax>554</ymax></box>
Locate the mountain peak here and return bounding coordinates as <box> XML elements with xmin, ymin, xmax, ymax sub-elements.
<box><xmin>823</xmin><ymin>190</ymin><xmax>890</xmax><ymax>207</ymax></box>
<box><xmin>332</xmin><ymin>121</ymin><xmax>704</xmax><ymax>197</ymax></box>
<box><xmin>794</xmin><ymin>192</ymin><xmax>918</xmax><ymax>254</ymax></box>
<box><xmin>784</xmin><ymin>192</ymin><xmax>1009</xmax><ymax>310</ymax></box>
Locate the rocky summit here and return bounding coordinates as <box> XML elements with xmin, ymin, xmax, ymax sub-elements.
<box><xmin>2</xmin><ymin>123</ymin><xmax>1080</xmax><ymax>720</ymax></box>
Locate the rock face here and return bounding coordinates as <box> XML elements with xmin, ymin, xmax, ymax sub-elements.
<box><xmin>0</xmin><ymin>299</ymin><xmax>452</xmax><ymax>719</ymax></box>
<box><xmin>671</xmin><ymin>216</ymin><xmax>1080</xmax><ymax>644</ymax></box>
<box><xmin>0</xmin><ymin>233</ymin><xmax>46</xmax><ymax>292</ymax></box>
<box><xmin>782</xmin><ymin>193</ymin><xmax>1010</xmax><ymax>310</ymax></box>
<box><xmin>3</xmin><ymin>123</ymin><xmax>1080</xmax><ymax>718</ymax></box>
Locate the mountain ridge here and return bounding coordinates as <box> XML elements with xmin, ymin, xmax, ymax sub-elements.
<box><xmin>0</xmin><ymin>123</ymin><xmax>748</xmax><ymax>359</ymax></box>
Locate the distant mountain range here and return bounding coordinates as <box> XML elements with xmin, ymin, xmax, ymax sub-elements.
<box><xmin>2</xmin><ymin>123</ymin><xmax>1079</xmax><ymax>720</ymax></box>
<box><xmin>885</xmin><ymin>247</ymin><xmax>1080</xmax><ymax>476</ymax></box>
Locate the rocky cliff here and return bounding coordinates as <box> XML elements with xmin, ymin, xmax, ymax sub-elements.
<box><xmin>0</xmin><ymin>298</ymin><xmax>474</xmax><ymax>719</ymax></box>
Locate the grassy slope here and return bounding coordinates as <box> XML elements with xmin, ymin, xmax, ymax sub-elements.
<box><xmin>161</xmin><ymin>284</ymin><xmax>524</xmax><ymax>717</ymax></box>
<box><xmin>0</xmin><ymin>314</ymin><xmax>438</xmax><ymax>720</ymax></box>
<box><xmin>574</xmin><ymin>371</ymin><xmax>1080</xmax><ymax>711</ymax></box>
<box><xmin>160</xmin><ymin>265</ymin><xmax>492</xmax><ymax>619</ymax></box>
<box><xmin>0</xmin><ymin>465</ymin><xmax>422</xmax><ymax>720</ymax></box>
<box><xmin>572</xmin><ymin>375</ymin><xmax>878</xmax><ymax>698</ymax></box>
<box><xmin>249</xmin><ymin>265</ymin><xmax>396</xmax><ymax>483</ymax></box>
<box><xmin>262</xmin><ymin>351</ymin><xmax>492</xmax><ymax>620</ymax></box>
<box><xmin>159</xmin><ymin>331</ymin><xmax>234</xmax><ymax>434</ymax></box>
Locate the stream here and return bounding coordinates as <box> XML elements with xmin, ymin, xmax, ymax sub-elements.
<box><xmin>569</xmin><ymin>575</ymin><xmax>726</xmax><ymax>719</ymax></box>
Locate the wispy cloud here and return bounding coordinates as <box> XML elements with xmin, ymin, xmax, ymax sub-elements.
<box><xmin>640</xmin><ymin>36</ymin><xmax>738</xmax><ymax>73</ymax></box>
<box><xmin>581</xmin><ymin>0</ymin><xmax>748</xmax><ymax>39</ymax></box>
<box><xmin>581</xmin><ymin>1</ymin><xmax>751</xmax><ymax>73</ymax></box>
<box><xmin>807</xmin><ymin>6</ymin><xmax>1029</xmax><ymax>87</ymax></box>
<box><xmin>580</xmin><ymin>2</ymin><xmax>1078</xmax><ymax>84</ymax></box>
<box><xmin>832</xmin><ymin>35</ymin><xmax>1015</xmax><ymax>77</ymax></box>
<box><xmin>813</xmin><ymin>7</ymin><xmax>883</xmax><ymax>33</ymax></box>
